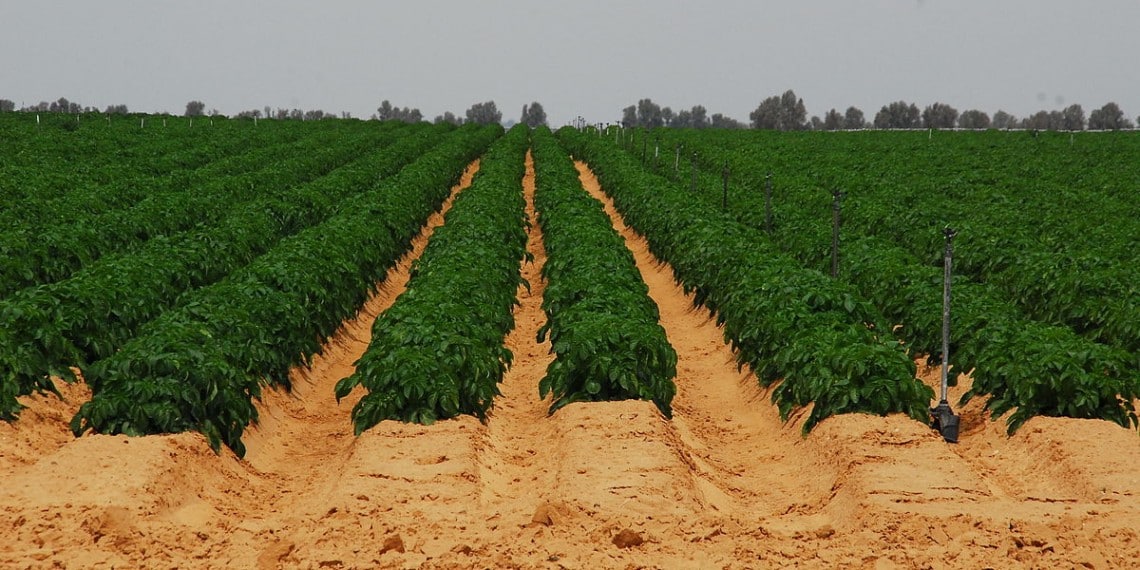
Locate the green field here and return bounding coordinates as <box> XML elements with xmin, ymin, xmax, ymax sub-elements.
<box><xmin>2</xmin><ymin>113</ymin><xmax>1137</xmax><ymax>456</ymax></box>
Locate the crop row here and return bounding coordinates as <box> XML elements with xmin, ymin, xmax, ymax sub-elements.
<box><xmin>649</xmin><ymin>128</ymin><xmax>1139</xmax><ymax>432</ymax></box>
<box><xmin>0</xmin><ymin>116</ymin><xmax>311</xmax><ymax>232</ymax></box>
<box><xmin>0</xmin><ymin>125</ymin><xmax>453</xmax><ymax>421</ymax></box>
<box><xmin>69</xmin><ymin>125</ymin><xmax>502</xmax><ymax>455</ymax></box>
<box><xmin>559</xmin><ymin>127</ymin><xmax>933</xmax><ymax>432</ymax></box>
<box><xmin>845</xmin><ymin>199</ymin><xmax>1140</xmax><ymax>352</ymax></box>
<box><xmin>530</xmin><ymin>127</ymin><xmax>677</xmax><ymax>417</ymax></box>
<box><xmin>0</xmin><ymin>113</ymin><xmax>280</xmax><ymax>207</ymax></box>
<box><xmin>662</xmin><ymin>129</ymin><xmax>1140</xmax><ymax>356</ymax></box>
<box><xmin>0</xmin><ymin>123</ymin><xmax>403</xmax><ymax>297</ymax></box>
<box><xmin>335</xmin><ymin>125</ymin><xmax>529</xmax><ymax>433</ymax></box>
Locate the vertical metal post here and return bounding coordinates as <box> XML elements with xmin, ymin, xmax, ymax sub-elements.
<box><xmin>690</xmin><ymin>152</ymin><xmax>698</xmax><ymax>193</ymax></box>
<box><xmin>764</xmin><ymin>172</ymin><xmax>773</xmax><ymax>233</ymax></box>
<box><xmin>674</xmin><ymin>144</ymin><xmax>681</xmax><ymax>180</ymax></box>
<box><xmin>830</xmin><ymin>190</ymin><xmax>844</xmax><ymax>278</ymax></box>
<box><xmin>931</xmin><ymin>226</ymin><xmax>960</xmax><ymax>443</ymax></box>
<box><xmin>940</xmin><ymin>228</ymin><xmax>956</xmax><ymax>400</ymax></box>
<box><xmin>721</xmin><ymin>161</ymin><xmax>730</xmax><ymax>211</ymax></box>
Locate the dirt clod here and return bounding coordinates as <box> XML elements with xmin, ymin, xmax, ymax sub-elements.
<box><xmin>531</xmin><ymin>503</ymin><xmax>559</xmax><ymax>526</ymax></box>
<box><xmin>380</xmin><ymin>534</ymin><xmax>405</xmax><ymax>555</ymax></box>
<box><xmin>612</xmin><ymin>529</ymin><xmax>644</xmax><ymax>548</ymax></box>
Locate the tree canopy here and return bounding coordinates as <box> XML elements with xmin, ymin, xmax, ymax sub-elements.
<box><xmin>465</xmin><ymin>100</ymin><xmax>502</xmax><ymax>125</ymax></box>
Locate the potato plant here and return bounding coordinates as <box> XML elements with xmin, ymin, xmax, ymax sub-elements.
<box><xmin>0</xmin><ymin>124</ymin><xmax>447</xmax><ymax>421</ymax></box>
<box><xmin>531</xmin><ymin>128</ymin><xmax>676</xmax><ymax>417</ymax></box>
<box><xmin>652</xmin><ymin>128</ymin><xmax>1139</xmax><ymax>434</ymax></box>
<box><xmin>335</xmin><ymin>125</ymin><xmax>529</xmax><ymax>433</ymax></box>
<box><xmin>559</xmin><ymin>127</ymin><xmax>932</xmax><ymax>433</ymax></box>
<box><xmin>0</xmin><ymin>122</ymin><xmax>395</xmax><ymax>297</ymax></box>
<box><xmin>70</xmin><ymin>125</ymin><xmax>501</xmax><ymax>454</ymax></box>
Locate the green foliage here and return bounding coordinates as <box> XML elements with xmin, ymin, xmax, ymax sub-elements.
<box><xmin>531</xmin><ymin>127</ymin><xmax>676</xmax><ymax>417</ymax></box>
<box><xmin>963</xmin><ymin>322</ymin><xmax>1138</xmax><ymax>433</ymax></box>
<box><xmin>651</xmin><ymin>127</ymin><xmax>1140</xmax><ymax>434</ymax></box>
<box><xmin>0</xmin><ymin>121</ymin><xmax>404</xmax><ymax>297</ymax></box>
<box><xmin>0</xmin><ymin>124</ymin><xmax>446</xmax><ymax>420</ymax></box>
<box><xmin>69</xmin><ymin>125</ymin><xmax>502</xmax><ymax>454</ymax></box>
<box><xmin>336</xmin><ymin>125</ymin><xmax>530</xmax><ymax>433</ymax></box>
<box><xmin>558</xmin><ymin>127</ymin><xmax>931</xmax><ymax>433</ymax></box>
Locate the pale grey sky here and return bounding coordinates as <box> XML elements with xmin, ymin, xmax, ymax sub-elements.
<box><xmin>2</xmin><ymin>1</ymin><xmax>1137</xmax><ymax>125</ymax></box>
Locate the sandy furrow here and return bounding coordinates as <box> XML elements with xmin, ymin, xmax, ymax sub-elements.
<box><xmin>573</xmin><ymin>161</ymin><xmax>836</xmax><ymax>521</ymax></box>
<box><xmin>925</xmin><ymin>365</ymin><xmax>1139</xmax><ymax>508</ymax></box>
<box><xmin>473</xmin><ymin>150</ymin><xmax>559</xmax><ymax>516</ymax></box>
<box><xmin>241</xmin><ymin>158</ymin><xmax>482</xmax><ymax>504</ymax></box>
<box><xmin>0</xmin><ymin>377</ymin><xmax>90</xmax><ymax>473</ymax></box>
<box><xmin>226</xmin><ymin>160</ymin><xmax>487</xmax><ymax>568</ymax></box>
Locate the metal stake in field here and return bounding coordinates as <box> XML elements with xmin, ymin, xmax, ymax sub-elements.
<box><xmin>674</xmin><ymin>144</ymin><xmax>681</xmax><ymax>181</ymax></box>
<box><xmin>721</xmin><ymin>160</ymin><xmax>730</xmax><ymax>211</ymax></box>
<box><xmin>764</xmin><ymin>172</ymin><xmax>773</xmax><ymax>233</ymax></box>
<box><xmin>690</xmin><ymin>152</ymin><xmax>698</xmax><ymax>193</ymax></box>
<box><xmin>931</xmin><ymin>227</ymin><xmax>961</xmax><ymax>443</ymax></box>
<box><xmin>830</xmin><ymin>189</ymin><xmax>844</xmax><ymax>278</ymax></box>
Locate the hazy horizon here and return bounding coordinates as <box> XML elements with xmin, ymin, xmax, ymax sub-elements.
<box><xmin>3</xmin><ymin>1</ymin><xmax>1138</xmax><ymax>125</ymax></box>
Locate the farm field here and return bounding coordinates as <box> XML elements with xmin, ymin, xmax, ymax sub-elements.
<box><xmin>1</xmin><ymin>116</ymin><xmax>1138</xmax><ymax>569</ymax></box>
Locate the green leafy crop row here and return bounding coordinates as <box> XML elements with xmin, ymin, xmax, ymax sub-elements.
<box><xmin>559</xmin><ymin>127</ymin><xmax>933</xmax><ymax>433</ymax></box>
<box><xmin>0</xmin><ymin>124</ymin><xmax>449</xmax><ymax>420</ymax></box>
<box><xmin>0</xmin><ymin>123</ymin><xmax>397</xmax><ymax>298</ymax></box>
<box><xmin>69</xmin><ymin>125</ymin><xmax>502</xmax><ymax>455</ymax></box>
<box><xmin>0</xmin><ymin>112</ymin><xmax>281</xmax><ymax>209</ymax></box>
<box><xmin>697</xmin><ymin>129</ymin><xmax>1140</xmax><ymax>357</ymax></box>
<box><xmin>652</xmin><ymin>128</ymin><xmax>1139</xmax><ymax>434</ymax></box>
<box><xmin>335</xmin><ymin>125</ymin><xmax>529</xmax><ymax>434</ymax></box>
<box><xmin>835</xmin><ymin>175</ymin><xmax>1140</xmax><ymax>357</ymax></box>
<box><xmin>0</xmin><ymin>115</ymin><xmax>314</xmax><ymax>238</ymax></box>
<box><xmin>766</xmin><ymin>202</ymin><xmax>1137</xmax><ymax>433</ymax></box>
<box><xmin>530</xmin><ymin>127</ymin><xmax>677</xmax><ymax>417</ymax></box>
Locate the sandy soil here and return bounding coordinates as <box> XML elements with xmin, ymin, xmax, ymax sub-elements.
<box><xmin>0</xmin><ymin>155</ymin><xmax>1137</xmax><ymax>569</ymax></box>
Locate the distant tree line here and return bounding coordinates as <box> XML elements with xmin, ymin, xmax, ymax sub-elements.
<box><xmin>620</xmin><ymin>98</ymin><xmax>746</xmax><ymax>129</ymax></box>
<box><xmin>375</xmin><ymin>100</ymin><xmax>422</xmax><ymax>122</ymax></box>
<box><xmin>0</xmin><ymin>96</ymin><xmax>131</xmax><ymax>115</ymax></box>
<box><xmin>4</xmin><ymin>93</ymin><xmax>1135</xmax><ymax>131</ymax></box>
<box><xmin>616</xmin><ymin>90</ymin><xmax>1137</xmax><ymax>132</ymax></box>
